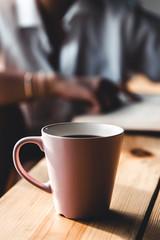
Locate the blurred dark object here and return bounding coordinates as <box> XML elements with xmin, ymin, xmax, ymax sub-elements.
<box><xmin>0</xmin><ymin>104</ymin><xmax>44</xmax><ymax>196</ymax></box>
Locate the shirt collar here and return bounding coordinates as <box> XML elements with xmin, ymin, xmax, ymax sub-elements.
<box><xmin>15</xmin><ymin>0</ymin><xmax>41</xmax><ymax>27</ymax></box>
<box><xmin>63</xmin><ymin>0</ymin><xmax>99</xmax><ymax>30</ymax></box>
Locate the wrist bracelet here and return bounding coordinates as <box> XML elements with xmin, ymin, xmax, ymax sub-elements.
<box><xmin>37</xmin><ymin>72</ymin><xmax>47</xmax><ymax>98</ymax></box>
<box><xmin>24</xmin><ymin>72</ymin><xmax>33</xmax><ymax>99</ymax></box>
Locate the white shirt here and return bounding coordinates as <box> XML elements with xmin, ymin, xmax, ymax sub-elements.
<box><xmin>0</xmin><ymin>0</ymin><xmax>53</xmax><ymax>72</ymax></box>
<box><xmin>0</xmin><ymin>0</ymin><xmax>127</xmax><ymax>80</ymax></box>
<box><xmin>1</xmin><ymin>0</ymin><xmax>160</xmax><ymax>78</ymax></box>
<box><xmin>61</xmin><ymin>0</ymin><xmax>124</xmax><ymax>83</ymax></box>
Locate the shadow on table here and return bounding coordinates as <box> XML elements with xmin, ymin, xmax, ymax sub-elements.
<box><xmin>75</xmin><ymin>182</ymin><xmax>160</xmax><ymax>240</ymax></box>
<box><xmin>76</xmin><ymin>210</ymin><xmax>139</xmax><ymax>239</ymax></box>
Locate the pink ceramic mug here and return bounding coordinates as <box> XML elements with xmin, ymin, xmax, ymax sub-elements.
<box><xmin>13</xmin><ymin>122</ymin><xmax>124</xmax><ymax>219</ymax></box>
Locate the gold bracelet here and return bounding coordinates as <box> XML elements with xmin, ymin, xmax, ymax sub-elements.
<box><xmin>37</xmin><ymin>72</ymin><xmax>47</xmax><ymax>98</ymax></box>
<box><xmin>24</xmin><ymin>72</ymin><xmax>33</xmax><ymax>99</ymax></box>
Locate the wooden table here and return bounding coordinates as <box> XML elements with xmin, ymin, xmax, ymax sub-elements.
<box><xmin>0</xmin><ymin>133</ymin><xmax>160</xmax><ymax>240</ymax></box>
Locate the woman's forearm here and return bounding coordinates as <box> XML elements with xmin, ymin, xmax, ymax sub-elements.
<box><xmin>0</xmin><ymin>71</ymin><xmax>58</xmax><ymax>106</ymax></box>
<box><xmin>0</xmin><ymin>72</ymin><xmax>26</xmax><ymax>106</ymax></box>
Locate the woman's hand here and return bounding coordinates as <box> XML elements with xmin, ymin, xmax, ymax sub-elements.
<box><xmin>48</xmin><ymin>74</ymin><xmax>139</xmax><ymax>115</ymax></box>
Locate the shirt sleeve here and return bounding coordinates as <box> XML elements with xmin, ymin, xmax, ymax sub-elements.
<box><xmin>126</xmin><ymin>5</ymin><xmax>160</xmax><ymax>82</ymax></box>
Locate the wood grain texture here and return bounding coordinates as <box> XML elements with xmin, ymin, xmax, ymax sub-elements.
<box><xmin>0</xmin><ymin>134</ymin><xmax>160</xmax><ymax>240</ymax></box>
<box><xmin>143</xmin><ymin>188</ymin><xmax>160</xmax><ymax>240</ymax></box>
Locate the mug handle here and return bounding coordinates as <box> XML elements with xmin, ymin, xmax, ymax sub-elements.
<box><xmin>13</xmin><ymin>136</ymin><xmax>52</xmax><ymax>193</ymax></box>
